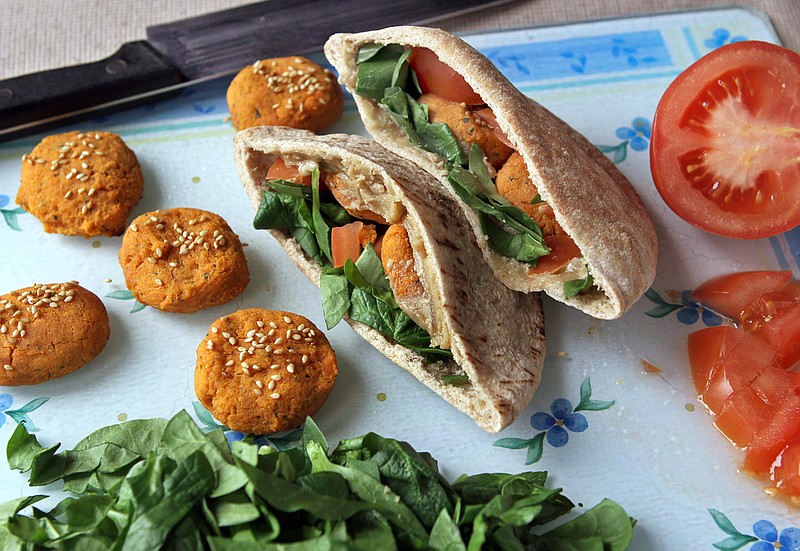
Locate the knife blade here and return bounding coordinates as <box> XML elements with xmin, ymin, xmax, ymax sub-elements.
<box><xmin>0</xmin><ymin>0</ymin><xmax>518</xmax><ymax>142</ymax></box>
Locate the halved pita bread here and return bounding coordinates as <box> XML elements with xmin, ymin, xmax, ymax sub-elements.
<box><xmin>325</xmin><ymin>26</ymin><xmax>658</xmax><ymax>320</ymax></box>
<box><xmin>234</xmin><ymin>126</ymin><xmax>546</xmax><ymax>432</ymax></box>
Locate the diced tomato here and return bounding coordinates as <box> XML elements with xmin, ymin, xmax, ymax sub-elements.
<box><xmin>475</xmin><ymin>108</ymin><xmax>515</xmax><ymax>149</ymax></box>
<box><xmin>716</xmin><ymin>387</ymin><xmax>775</xmax><ymax>448</ymax></box>
<box><xmin>772</xmin><ymin>439</ymin><xmax>800</xmax><ymax>498</ymax></box>
<box><xmin>650</xmin><ymin>41</ymin><xmax>800</xmax><ymax>239</ymax></box>
<box><xmin>331</xmin><ymin>221</ymin><xmax>365</xmax><ymax>268</ymax></box>
<box><xmin>751</xmin><ymin>367</ymin><xmax>800</xmax><ymax>406</ymax></box>
<box><xmin>692</xmin><ymin>271</ymin><xmax>793</xmax><ymax>322</ymax></box>
<box><xmin>750</xmin><ymin>302</ymin><xmax>800</xmax><ymax>370</ymax></box>
<box><xmin>688</xmin><ymin>327</ymin><xmax>775</xmax><ymax>414</ymax></box>
<box><xmin>408</xmin><ymin>47</ymin><xmax>484</xmax><ymax>105</ymax></box>
<box><xmin>267</xmin><ymin>157</ymin><xmax>312</xmax><ymax>186</ymax></box>
<box><xmin>744</xmin><ymin>395</ymin><xmax>800</xmax><ymax>473</ymax></box>
<box><xmin>527</xmin><ymin>234</ymin><xmax>581</xmax><ymax>275</ymax></box>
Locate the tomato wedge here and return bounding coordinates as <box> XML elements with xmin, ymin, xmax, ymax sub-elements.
<box><xmin>267</xmin><ymin>157</ymin><xmax>312</xmax><ymax>186</ymax></box>
<box><xmin>408</xmin><ymin>47</ymin><xmax>484</xmax><ymax>105</ymax></box>
<box><xmin>650</xmin><ymin>41</ymin><xmax>800</xmax><ymax>239</ymax></box>
<box><xmin>744</xmin><ymin>395</ymin><xmax>800</xmax><ymax>473</ymax></box>
<box><xmin>527</xmin><ymin>234</ymin><xmax>581</xmax><ymax>275</ymax></box>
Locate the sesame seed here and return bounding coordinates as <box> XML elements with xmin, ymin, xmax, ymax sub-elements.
<box><xmin>64</xmin><ymin>296</ymin><xmax>73</xmax><ymax>303</ymax></box>
<box><xmin>251</xmin><ymin>364</ymin><xmax>261</xmax><ymax>371</ymax></box>
<box><xmin>211</xmin><ymin>327</ymin><xmax>219</xmax><ymax>334</ymax></box>
<box><xmin>19</xmin><ymin>330</ymin><xmax>26</xmax><ymax>338</ymax></box>
<box><xmin>255</xmin><ymin>380</ymin><xmax>263</xmax><ymax>388</ymax></box>
<box><xmin>292</xmin><ymin>334</ymin><xmax>301</xmax><ymax>341</ymax></box>
<box><xmin>3</xmin><ymin>364</ymin><xmax>12</xmax><ymax>371</ymax></box>
<box><xmin>271</xmin><ymin>374</ymin><xmax>282</xmax><ymax>381</ymax></box>
<box><xmin>256</xmin><ymin>321</ymin><xmax>264</xmax><ymax>328</ymax></box>
<box><xmin>274</xmin><ymin>349</ymin><xmax>285</xmax><ymax>355</ymax></box>
<box><xmin>49</xmin><ymin>302</ymin><xmax>58</xmax><ymax>308</ymax></box>
<box><xmin>222</xmin><ymin>332</ymin><xmax>231</xmax><ymax>339</ymax></box>
<box><xmin>269</xmin><ymin>322</ymin><xmax>277</xmax><ymax>329</ymax></box>
<box><xmin>301</xmin><ymin>355</ymin><xmax>308</xmax><ymax>364</ymax></box>
<box><xmin>228</xmin><ymin>337</ymin><xmax>236</xmax><ymax>345</ymax></box>
<box><xmin>274</xmin><ymin>337</ymin><xmax>284</xmax><ymax>345</ymax></box>
<box><xmin>268</xmin><ymin>380</ymin><xmax>276</xmax><ymax>390</ymax></box>
<box><xmin>242</xmin><ymin>362</ymin><xmax>249</xmax><ymax>369</ymax></box>
<box><xmin>154</xmin><ymin>278</ymin><xmax>163</xmax><ymax>286</ymax></box>
<box><xmin>269</xmin><ymin>393</ymin><xmax>280</xmax><ymax>399</ymax></box>
<box><xmin>254</xmin><ymin>388</ymin><xmax>263</xmax><ymax>396</ymax></box>
<box><xmin>147</xmin><ymin>257</ymin><xmax>156</xmax><ymax>264</ymax></box>
<box><xmin>287</xmin><ymin>364</ymin><xmax>295</xmax><ymax>373</ymax></box>
<box><xmin>270</xmin><ymin>364</ymin><xmax>279</xmax><ymax>370</ymax></box>
<box><xmin>225</xmin><ymin>360</ymin><xmax>234</xmax><ymax>367</ymax></box>
<box><xmin>206</xmin><ymin>340</ymin><xmax>214</xmax><ymax>349</ymax></box>
<box><xmin>242</xmin><ymin>367</ymin><xmax>251</xmax><ymax>376</ymax></box>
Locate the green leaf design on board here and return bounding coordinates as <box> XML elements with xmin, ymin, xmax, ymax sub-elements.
<box><xmin>1</xmin><ymin>207</ymin><xmax>26</xmax><ymax>231</ymax></box>
<box><xmin>4</xmin><ymin>397</ymin><xmax>49</xmax><ymax>433</ymax></box>
<box><xmin>105</xmin><ymin>290</ymin><xmax>146</xmax><ymax>313</ymax></box>
<box><xmin>596</xmin><ymin>142</ymin><xmax>629</xmax><ymax>164</ymax></box>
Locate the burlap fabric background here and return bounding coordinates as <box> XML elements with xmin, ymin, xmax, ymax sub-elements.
<box><xmin>2</xmin><ymin>0</ymin><xmax>798</xmax><ymax>80</ymax></box>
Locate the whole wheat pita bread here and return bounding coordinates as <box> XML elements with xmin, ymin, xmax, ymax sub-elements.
<box><xmin>325</xmin><ymin>26</ymin><xmax>658</xmax><ymax>320</ymax></box>
<box><xmin>234</xmin><ymin>126</ymin><xmax>546</xmax><ymax>432</ymax></box>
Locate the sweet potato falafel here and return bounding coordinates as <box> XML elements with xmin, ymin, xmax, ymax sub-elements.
<box><xmin>495</xmin><ymin>151</ymin><xmax>564</xmax><ymax>236</ymax></box>
<box><xmin>227</xmin><ymin>56</ymin><xmax>344</xmax><ymax>132</ymax></box>
<box><xmin>194</xmin><ymin>309</ymin><xmax>338</xmax><ymax>434</ymax></box>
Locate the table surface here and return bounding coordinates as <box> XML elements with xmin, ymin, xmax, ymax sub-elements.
<box><xmin>1</xmin><ymin>4</ymin><xmax>800</xmax><ymax>551</ymax></box>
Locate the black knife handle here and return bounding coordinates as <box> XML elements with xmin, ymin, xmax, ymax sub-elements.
<box><xmin>0</xmin><ymin>41</ymin><xmax>185</xmax><ymax>131</ymax></box>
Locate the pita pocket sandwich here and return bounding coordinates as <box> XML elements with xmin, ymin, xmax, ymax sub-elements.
<box><xmin>234</xmin><ymin>126</ymin><xmax>546</xmax><ymax>432</ymax></box>
<box><xmin>325</xmin><ymin>26</ymin><xmax>658</xmax><ymax>320</ymax></box>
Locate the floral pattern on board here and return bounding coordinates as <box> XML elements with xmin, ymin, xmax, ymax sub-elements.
<box><xmin>705</xmin><ymin>28</ymin><xmax>747</xmax><ymax>49</ymax></box>
<box><xmin>644</xmin><ymin>288</ymin><xmax>723</xmax><ymax>326</ymax></box>
<box><xmin>596</xmin><ymin>117</ymin><xmax>651</xmax><ymax>163</ymax></box>
<box><xmin>192</xmin><ymin>401</ymin><xmax>302</xmax><ymax>451</ymax></box>
<box><xmin>710</xmin><ymin>509</ymin><xmax>800</xmax><ymax>550</ymax></box>
<box><xmin>494</xmin><ymin>378</ymin><xmax>614</xmax><ymax>464</ymax></box>
<box><xmin>0</xmin><ymin>194</ymin><xmax>26</xmax><ymax>231</ymax></box>
<box><xmin>0</xmin><ymin>394</ymin><xmax>49</xmax><ymax>432</ymax></box>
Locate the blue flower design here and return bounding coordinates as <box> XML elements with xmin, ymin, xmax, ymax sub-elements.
<box><xmin>0</xmin><ymin>194</ymin><xmax>9</xmax><ymax>209</ymax></box>
<box><xmin>531</xmin><ymin>398</ymin><xmax>588</xmax><ymax>447</ymax></box>
<box><xmin>644</xmin><ymin>288</ymin><xmax>722</xmax><ymax>327</ymax></box>
<box><xmin>0</xmin><ymin>393</ymin><xmax>12</xmax><ymax>429</ymax></box>
<box><xmin>705</xmin><ymin>28</ymin><xmax>747</xmax><ymax>49</ymax></box>
<box><xmin>676</xmin><ymin>290</ymin><xmax>723</xmax><ymax>326</ymax></box>
<box><xmin>615</xmin><ymin>117</ymin><xmax>651</xmax><ymax>151</ymax></box>
<box><xmin>751</xmin><ymin>521</ymin><xmax>800</xmax><ymax>551</ymax></box>
<box><xmin>495</xmin><ymin>379</ymin><xmax>613</xmax><ymax>464</ymax></box>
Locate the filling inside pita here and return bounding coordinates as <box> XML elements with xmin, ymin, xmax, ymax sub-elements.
<box><xmin>354</xmin><ymin>43</ymin><xmax>594</xmax><ymax>298</ymax></box>
<box><xmin>248</xmin><ymin>152</ymin><xmax>469</xmax><ymax>384</ymax></box>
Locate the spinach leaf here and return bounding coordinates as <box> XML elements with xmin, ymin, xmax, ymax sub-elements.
<box><xmin>310</xmin><ymin>167</ymin><xmax>333</xmax><ymax>264</ymax></box>
<box><xmin>564</xmin><ymin>273</ymin><xmax>594</xmax><ymax>299</ymax></box>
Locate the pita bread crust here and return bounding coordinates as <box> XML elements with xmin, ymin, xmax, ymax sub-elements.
<box><xmin>234</xmin><ymin>126</ymin><xmax>546</xmax><ymax>432</ymax></box>
<box><xmin>325</xmin><ymin>26</ymin><xmax>658</xmax><ymax>319</ymax></box>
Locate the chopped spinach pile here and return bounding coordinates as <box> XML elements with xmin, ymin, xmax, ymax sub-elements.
<box><xmin>252</xmin><ymin>168</ymin><xmax>452</xmax><ymax>362</ymax></box>
<box><xmin>1</xmin><ymin>411</ymin><xmax>636</xmax><ymax>550</ymax></box>
<box><xmin>355</xmin><ymin>44</ymin><xmax>596</xmax><ymax>296</ymax></box>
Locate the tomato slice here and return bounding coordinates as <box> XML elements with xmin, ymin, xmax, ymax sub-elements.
<box><xmin>692</xmin><ymin>270</ymin><xmax>793</xmax><ymax>322</ymax></box>
<box><xmin>267</xmin><ymin>157</ymin><xmax>312</xmax><ymax>186</ymax></box>
<box><xmin>475</xmin><ymin>108</ymin><xmax>515</xmax><ymax>149</ymax></box>
<box><xmin>527</xmin><ymin>234</ymin><xmax>581</xmax><ymax>275</ymax></box>
<box><xmin>331</xmin><ymin>221</ymin><xmax>364</xmax><ymax>268</ymax></box>
<box><xmin>650</xmin><ymin>41</ymin><xmax>800</xmax><ymax>239</ymax></box>
<box><xmin>408</xmin><ymin>47</ymin><xmax>484</xmax><ymax>105</ymax></box>
<box><xmin>772</xmin><ymin>439</ymin><xmax>800</xmax><ymax>498</ymax></box>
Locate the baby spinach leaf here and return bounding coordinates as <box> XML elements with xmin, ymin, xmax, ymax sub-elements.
<box><xmin>320</xmin><ymin>272</ymin><xmax>350</xmax><ymax>329</ymax></box>
<box><xmin>355</xmin><ymin>44</ymin><xmax>407</xmax><ymax>100</ymax></box>
<box><xmin>537</xmin><ymin>498</ymin><xmax>636</xmax><ymax>551</ymax></box>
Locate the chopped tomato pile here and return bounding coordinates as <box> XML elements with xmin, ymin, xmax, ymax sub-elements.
<box><xmin>650</xmin><ymin>41</ymin><xmax>800</xmax><ymax>239</ymax></box>
<box><xmin>689</xmin><ymin>271</ymin><xmax>800</xmax><ymax>502</ymax></box>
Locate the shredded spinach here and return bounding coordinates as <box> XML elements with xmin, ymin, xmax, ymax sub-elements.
<box><xmin>2</xmin><ymin>413</ymin><xmax>637</xmax><ymax>549</ymax></box>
